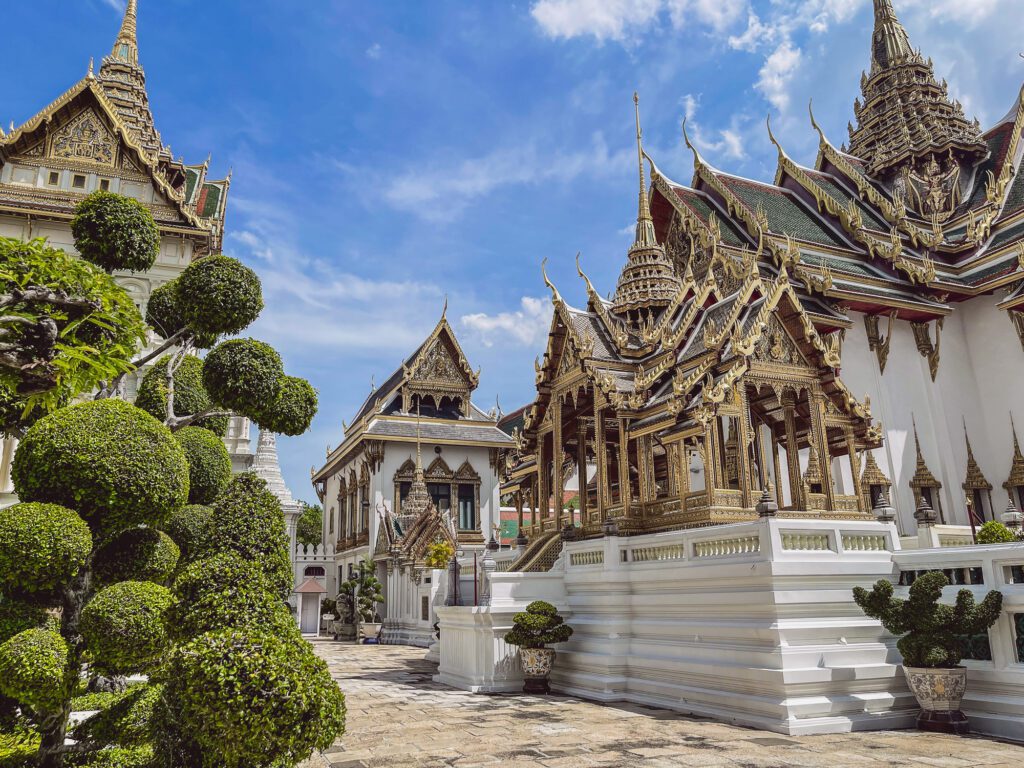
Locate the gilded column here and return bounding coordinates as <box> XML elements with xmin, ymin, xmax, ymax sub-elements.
<box><xmin>537</xmin><ymin>434</ymin><xmax>550</xmax><ymax>534</ymax></box>
<box><xmin>552</xmin><ymin>396</ymin><xmax>564</xmax><ymax>528</ymax></box>
<box><xmin>617</xmin><ymin>417</ymin><xmax>632</xmax><ymax>518</ymax></box>
<box><xmin>781</xmin><ymin>391</ymin><xmax>803</xmax><ymax>509</ymax></box>
<box><xmin>576</xmin><ymin>416</ymin><xmax>589</xmax><ymax>525</ymax></box>
<box><xmin>810</xmin><ymin>391</ymin><xmax>835</xmax><ymax>510</ymax></box>
<box><xmin>515</xmin><ymin>489</ymin><xmax>524</xmax><ymax>539</ymax></box>
<box><xmin>771</xmin><ymin>433</ymin><xmax>784</xmax><ymax>506</ymax></box>
<box><xmin>845</xmin><ymin>426</ymin><xmax>864</xmax><ymax>513</ymax></box>
<box><xmin>736</xmin><ymin>394</ymin><xmax>753</xmax><ymax>509</ymax></box>
<box><xmin>594</xmin><ymin>399</ymin><xmax>608</xmax><ymax>521</ymax></box>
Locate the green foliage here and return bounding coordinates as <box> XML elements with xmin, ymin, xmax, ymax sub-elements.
<box><xmin>423</xmin><ymin>540</ymin><xmax>454</xmax><ymax>569</ymax></box>
<box><xmin>202</xmin><ymin>339</ymin><xmax>283</xmax><ymax>416</ymax></box>
<box><xmin>80</xmin><ymin>582</ymin><xmax>173</xmax><ymax>675</ymax></box>
<box><xmin>71</xmin><ymin>683</ymin><xmax>142</xmax><ymax>715</ymax></box>
<box><xmin>0</xmin><ymin>598</ymin><xmax>58</xmax><ymax>645</ymax></box>
<box><xmin>295</xmin><ymin>503</ymin><xmax>323</xmax><ymax>548</ymax></box>
<box><xmin>163</xmin><ymin>505</ymin><xmax>213</xmax><ymax>566</ymax></box>
<box><xmin>211</xmin><ymin>474</ymin><xmax>291</xmax><ymax>597</ymax></box>
<box><xmin>0</xmin><ymin>502</ymin><xmax>91</xmax><ymax>594</ymax></box>
<box><xmin>339</xmin><ymin>556</ymin><xmax>384</xmax><ymax>623</ymax></box>
<box><xmin>0</xmin><ymin>237</ymin><xmax>145</xmax><ymax>429</ymax></box>
<box><xmin>0</xmin><ymin>629</ymin><xmax>69</xmax><ymax>712</ymax></box>
<box><xmin>176</xmin><ymin>255</ymin><xmax>263</xmax><ymax>338</ymax></box>
<box><xmin>93</xmin><ymin>528</ymin><xmax>180</xmax><ymax>587</ymax></box>
<box><xmin>0</xmin><ymin>724</ymin><xmax>39</xmax><ymax>768</ymax></box>
<box><xmin>71</xmin><ymin>684</ymin><xmax>161</xmax><ymax>748</ymax></box>
<box><xmin>71</xmin><ymin>192</ymin><xmax>160</xmax><ymax>274</ymax></box>
<box><xmin>251</xmin><ymin>376</ymin><xmax>318</xmax><ymax>437</ymax></box>
<box><xmin>143</xmin><ymin>282</ymin><xmax>184</xmax><ymax>340</ymax></box>
<box><xmin>168</xmin><ymin>553</ymin><xmax>298</xmax><ymax>642</ymax></box>
<box><xmin>162</xmin><ymin>629</ymin><xmax>345</xmax><ymax>768</ymax></box>
<box><xmin>11</xmin><ymin>399</ymin><xmax>190</xmax><ymax>534</ymax></box>
<box><xmin>64</xmin><ymin>745</ymin><xmax>156</xmax><ymax>768</ymax></box>
<box><xmin>853</xmin><ymin>571</ymin><xmax>1003</xmax><ymax>668</ymax></box>
<box><xmin>976</xmin><ymin>520</ymin><xmax>1016</xmax><ymax>544</ymax></box>
<box><xmin>174</xmin><ymin>427</ymin><xmax>232</xmax><ymax>505</ymax></box>
<box><xmin>504</xmin><ymin>601</ymin><xmax>573</xmax><ymax>649</ymax></box>
<box><xmin>134</xmin><ymin>356</ymin><xmax>228</xmax><ymax>437</ymax></box>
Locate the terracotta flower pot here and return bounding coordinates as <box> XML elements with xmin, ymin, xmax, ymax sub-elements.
<box><xmin>903</xmin><ymin>666</ymin><xmax>969</xmax><ymax>734</ymax></box>
<box><xmin>520</xmin><ymin>647</ymin><xmax>556</xmax><ymax>694</ymax></box>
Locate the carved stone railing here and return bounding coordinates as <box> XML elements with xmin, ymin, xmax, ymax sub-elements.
<box><xmin>781</xmin><ymin>531</ymin><xmax>833</xmax><ymax>552</ymax></box>
<box><xmin>693</xmin><ymin>535</ymin><xmax>761</xmax><ymax>558</ymax></box>
<box><xmin>841</xmin><ymin>533</ymin><xmax>889</xmax><ymax>552</ymax></box>
<box><xmin>630</xmin><ymin>543</ymin><xmax>686</xmax><ymax>562</ymax></box>
<box><xmin>569</xmin><ymin>550</ymin><xmax>604</xmax><ymax>567</ymax></box>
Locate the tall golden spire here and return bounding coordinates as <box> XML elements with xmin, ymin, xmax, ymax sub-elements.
<box><xmin>111</xmin><ymin>0</ymin><xmax>139</xmax><ymax>66</ymax></box>
<box><xmin>962</xmin><ymin>419</ymin><xmax>991</xmax><ymax>491</ymax></box>
<box><xmin>870</xmin><ymin>0</ymin><xmax>913</xmax><ymax>70</ymax></box>
<box><xmin>611</xmin><ymin>93</ymin><xmax>682</xmax><ymax>320</ymax></box>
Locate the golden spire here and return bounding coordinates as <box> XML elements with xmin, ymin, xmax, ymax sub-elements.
<box><xmin>111</xmin><ymin>0</ymin><xmax>140</xmax><ymax>66</ymax></box>
<box><xmin>1005</xmin><ymin>414</ymin><xmax>1024</xmax><ymax>495</ymax></box>
<box><xmin>870</xmin><ymin>0</ymin><xmax>913</xmax><ymax>70</ymax></box>
<box><xmin>633</xmin><ymin>92</ymin><xmax>657</xmax><ymax>249</ymax></box>
<box><xmin>962</xmin><ymin>419</ymin><xmax>991</xmax><ymax>491</ymax></box>
<box><xmin>910</xmin><ymin>415</ymin><xmax>941</xmax><ymax>489</ymax></box>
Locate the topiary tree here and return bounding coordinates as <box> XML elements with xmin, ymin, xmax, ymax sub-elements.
<box><xmin>79</xmin><ymin>582</ymin><xmax>173</xmax><ymax>675</ymax></box>
<box><xmin>339</xmin><ymin>556</ymin><xmax>384</xmax><ymax>624</ymax></box>
<box><xmin>296</xmin><ymin>502</ymin><xmax>323</xmax><ymax>548</ymax></box>
<box><xmin>92</xmin><ymin>528</ymin><xmax>179</xmax><ymax>587</ymax></box>
<box><xmin>504</xmin><ymin>601</ymin><xmax>573</xmax><ymax>650</ymax></box>
<box><xmin>70</xmin><ymin>191</ymin><xmax>160</xmax><ymax>274</ymax></box>
<box><xmin>135</xmin><ymin>356</ymin><xmax>229</xmax><ymax>437</ymax></box>
<box><xmin>163</xmin><ymin>505</ymin><xmax>213</xmax><ymax>567</ymax></box>
<box><xmin>853</xmin><ymin>571</ymin><xmax>1002</xmax><ymax>668</ymax></box>
<box><xmin>173</xmin><ymin>426</ymin><xmax>232</xmax><ymax>505</ymax></box>
<box><xmin>976</xmin><ymin>520</ymin><xmax>1016</xmax><ymax>544</ymax></box>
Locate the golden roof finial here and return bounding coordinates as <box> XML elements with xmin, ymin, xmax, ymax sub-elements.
<box><xmin>1006</xmin><ymin>413</ymin><xmax>1024</xmax><ymax>494</ymax></box>
<box><xmin>1012</xmin><ymin>413</ymin><xmax>1022</xmax><ymax>458</ymax></box>
<box><xmin>633</xmin><ymin>92</ymin><xmax>657</xmax><ymax>249</ymax></box>
<box><xmin>87</xmin><ymin>57</ymin><xmax>95</xmax><ymax>79</ymax></box>
<box><xmin>111</xmin><ymin>0</ymin><xmax>140</xmax><ymax>66</ymax></box>
<box><xmin>441</xmin><ymin>294</ymin><xmax>448</xmax><ymax>322</ymax></box>
<box><xmin>962</xmin><ymin>418</ymin><xmax>991</xmax><ymax>491</ymax></box>
<box><xmin>541</xmin><ymin>257</ymin><xmax>563</xmax><ymax>306</ymax></box>
<box><xmin>681</xmin><ymin>117</ymin><xmax>702</xmax><ymax>170</ymax></box>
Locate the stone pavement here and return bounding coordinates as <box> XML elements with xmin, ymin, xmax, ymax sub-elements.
<box><xmin>305</xmin><ymin>641</ymin><xmax>1022</xmax><ymax>768</ymax></box>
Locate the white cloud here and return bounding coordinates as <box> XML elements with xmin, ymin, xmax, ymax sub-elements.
<box><xmin>901</xmin><ymin>0</ymin><xmax>1001</xmax><ymax>26</ymax></box>
<box><xmin>756</xmin><ymin>41</ymin><xmax>803</xmax><ymax>112</ymax></box>
<box><xmin>460</xmin><ymin>297</ymin><xmax>553</xmax><ymax>348</ymax></box>
<box><xmin>727</xmin><ymin>11</ymin><xmax>774</xmax><ymax>51</ymax></box>
<box><xmin>366</xmin><ymin>43</ymin><xmax>382</xmax><ymax>59</ymax></box>
<box><xmin>680</xmin><ymin>93</ymin><xmax>748</xmax><ymax>161</ymax></box>
<box><xmin>530</xmin><ymin>0</ymin><xmax>747</xmax><ymax>41</ymax></box>
<box><xmin>383</xmin><ymin>133</ymin><xmax>632</xmax><ymax>221</ymax></box>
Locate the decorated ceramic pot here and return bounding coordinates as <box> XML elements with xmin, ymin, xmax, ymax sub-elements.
<box><xmin>904</xmin><ymin>666</ymin><xmax>969</xmax><ymax>734</ymax></box>
<box><xmin>520</xmin><ymin>647</ymin><xmax>556</xmax><ymax>693</ymax></box>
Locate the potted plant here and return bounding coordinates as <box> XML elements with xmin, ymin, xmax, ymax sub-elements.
<box><xmin>340</xmin><ymin>556</ymin><xmax>385</xmax><ymax>642</ymax></box>
<box><xmin>853</xmin><ymin>570</ymin><xmax>1002</xmax><ymax>733</ymax></box>
<box><xmin>504</xmin><ymin>600</ymin><xmax>573</xmax><ymax>694</ymax></box>
<box><xmin>424</xmin><ymin>539</ymin><xmax>455</xmax><ymax>569</ymax></box>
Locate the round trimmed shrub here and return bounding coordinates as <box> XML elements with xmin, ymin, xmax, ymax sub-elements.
<box><xmin>212</xmin><ymin>474</ymin><xmax>291</xmax><ymax>596</ymax></box>
<box><xmin>163</xmin><ymin>630</ymin><xmax>345</xmax><ymax>767</ymax></box>
<box><xmin>202</xmin><ymin>339</ymin><xmax>283</xmax><ymax>416</ymax></box>
<box><xmin>0</xmin><ymin>503</ymin><xmax>91</xmax><ymax>594</ymax></box>
<box><xmin>163</xmin><ymin>505</ymin><xmax>213</xmax><ymax>565</ymax></box>
<box><xmin>11</xmin><ymin>399</ymin><xmax>190</xmax><ymax>533</ymax></box>
<box><xmin>144</xmin><ymin>281</ymin><xmax>184</xmax><ymax>340</ymax></box>
<box><xmin>177</xmin><ymin>255</ymin><xmax>263</xmax><ymax>337</ymax></box>
<box><xmin>134</xmin><ymin>356</ymin><xmax>229</xmax><ymax>437</ymax></box>
<box><xmin>64</xmin><ymin>745</ymin><xmax>156</xmax><ymax>768</ymax></box>
<box><xmin>169</xmin><ymin>552</ymin><xmax>298</xmax><ymax>641</ymax></box>
<box><xmin>977</xmin><ymin>520</ymin><xmax>1016</xmax><ymax>544</ymax></box>
<box><xmin>71</xmin><ymin>191</ymin><xmax>160</xmax><ymax>274</ymax></box>
<box><xmin>0</xmin><ymin>598</ymin><xmax>58</xmax><ymax>645</ymax></box>
<box><xmin>252</xmin><ymin>376</ymin><xmax>318</xmax><ymax>437</ymax></box>
<box><xmin>80</xmin><ymin>582</ymin><xmax>173</xmax><ymax>675</ymax></box>
<box><xmin>0</xmin><ymin>629</ymin><xmax>69</xmax><ymax>712</ymax></box>
<box><xmin>71</xmin><ymin>684</ymin><xmax>161</xmax><ymax>748</ymax></box>
<box><xmin>174</xmin><ymin>427</ymin><xmax>232</xmax><ymax>505</ymax></box>
<box><xmin>93</xmin><ymin>528</ymin><xmax>180</xmax><ymax>587</ymax></box>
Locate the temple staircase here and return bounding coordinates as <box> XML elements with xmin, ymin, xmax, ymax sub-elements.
<box><xmin>509</xmin><ymin>532</ymin><xmax>563</xmax><ymax>572</ymax></box>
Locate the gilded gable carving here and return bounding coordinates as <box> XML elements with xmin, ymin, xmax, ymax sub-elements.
<box><xmin>413</xmin><ymin>339</ymin><xmax>466</xmax><ymax>386</ymax></box>
<box><xmin>753</xmin><ymin>315</ymin><xmax>806</xmax><ymax>367</ymax></box>
<box><xmin>49</xmin><ymin>109</ymin><xmax>116</xmax><ymax>167</ymax></box>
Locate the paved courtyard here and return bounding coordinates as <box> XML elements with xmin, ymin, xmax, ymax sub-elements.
<box><xmin>306</xmin><ymin>641</ymin><xmax>1022</xmax><ymax>768</ymax></box>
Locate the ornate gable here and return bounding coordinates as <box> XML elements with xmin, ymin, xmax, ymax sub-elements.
<box><xmin>49</xmin><ymin>108</ymin><xmax>116</xmax><ymax>167</ymax></box>
<box><xmin>401</xmin><ymin>317</ymin><xmax>479</xmax><ymax>416</ymax></box>
<box><xmin>752</xmin><ymin>314</ymin><xmax>810</xmax><ymax>368</ymax></box>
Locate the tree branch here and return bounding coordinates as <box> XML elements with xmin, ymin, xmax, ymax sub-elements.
<box><xmin>168</xmin><ymin>408</ymin><xmax>233</xmax><ymax>431</ymax></box>
<box><xmin>95</xmin><ymin>328</ymin><xmax>190</xmax><ymax>400</ymax></box>
<box><xmin>0</xmin><ymin>287</ymin><xmax>100</xmax><ymax>313</ymax></box>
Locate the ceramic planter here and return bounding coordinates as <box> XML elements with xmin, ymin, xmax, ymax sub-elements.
<box><xmin>360</xmin><ymin>622</ymin><xmax>382</xmax><ymax>642</ymax></box>
<box><xmin>520</xmin><ymin>647</ymin><xmax>556</xmax><ymax>694</ymax></box>
<box><xmin>904</xmin><ymin>666</ymin><xmax>969</xmax><ymax>734</ymax></box>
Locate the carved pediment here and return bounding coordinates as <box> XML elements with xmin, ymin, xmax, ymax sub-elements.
<box><xmin>753</xmin><ymin>314</ymin><xmax>809</xmax><ymax>367</ymax></box>
<box><xmin>557</xmin><ymin>336</ymin><xmax>581</xmax><ymax>376</ymax></box>
<box><xmin>411</xmin><ymin>338</ymin><xmax>469</xmax><ymax>388</ymax></box>
<box><xmin>48</xmin><ymin>108</ymin><xmax>116</xmax><ymax>167</ymax></box>
<box><xmin>455</xmin><ymin>460</ymin><xmax>480</xmax><ymax>482</ymax></box>
<box><xmin>426</xmin><ymin>456</ymin><xmax>453</xmax><ymax>480</ymax></box>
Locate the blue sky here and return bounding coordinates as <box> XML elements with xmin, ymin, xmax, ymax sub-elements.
<box><xmin>3</xmin><ymin>0</ymin><xmax>1022</xmax><ymax>502</ymax></box>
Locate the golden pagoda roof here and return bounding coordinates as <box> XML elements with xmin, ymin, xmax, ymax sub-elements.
<box><xmin>961</xmin><ymin>421</ymin><xmax>992</xmax><ymax>491</ymax></box>
<box><xmin>860</xmin><ymin>450</ymin><xmax>892</xmax><ymax>487</ymax></box>
<box><xmin>1004</xmin><ymin>415</ymin><xmax>1024</xmax><ymax>492</ymax></box>
<box><xmin>909</xmin><ymin>417</ymin><xmax>941</xmax><ymax>489</ymax></box>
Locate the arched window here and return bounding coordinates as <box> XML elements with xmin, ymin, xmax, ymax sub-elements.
<box><xmin>304</xmin><ymin>566</ymin><xmax>326</xmax><ymax>577</ymax></box>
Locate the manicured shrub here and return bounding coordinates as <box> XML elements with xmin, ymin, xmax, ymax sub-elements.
<box><xmin>853</xmin><ymin>571</ymin><xmax>1003</xmax><ymax>668</ymax></box>
<box><xmin>0</xmin><ymin>598</ymin><xmax>58</xmax><ymax>645</ymax></box>
<box><xmin>144</xmin><ymin>281</ymin><xmax>185</xmax><ymax>340</ymax></box>
<box><xmin>162</xmin><ymin>630</ymin><xmax>345</xmax><ymax>768</ymax></box>
<box><xmin>64</xmin><ymin>745</ymin><xmax>156</xmax><ymax>768</ymax></box>
<box><xmin>0</xmin><ymin>629</ymin><xmax>69</xmax><ymax>712</ymax></box>
<box><xmin>295</xmin><ymin>503</ymin><xmax>323</xmax><ymax>548</ymax></box>
<box><xmin>80</xmin><ymin>582</ymin><xmax>172</xmax><ymax>675</ymax></box>
<box><xmin>11</xmin><ymin>400</ymin><xmax>190</xmax><ymax>533</ymax></box>
<box><xmin>71</xmin><ymin>192</ymin><xmax>160</xmax><ymax>274</ymax></box>
<box><xmin>134</xmin><ymin>356</ymin><xmax>228</xmax><ymax>437</ymax></box>
<box><xmin>71</xmin><ymin>684</ymin><xmax>161</xmax><ymax>748</ymax></box>
<box><xmin>169</xmin><ymin>552</ymin><xmax>298</xmax><ymax>641</ymax></box>
<box><xmin>504</xmin><ymin>601</ymin><xmax>573</xmax><ymax>649</ymax></box>
<box><xmin>174</xmin><ymin>427</ymin><xmax>232</xmax><ymax>505</ymax></box>
<box><xmin>211</xmin><ymin>474</ymin><xmax>291</xmax><ymax>597</ymax></box>
<box><xmin>163</xmin><ymin>505</ymin><xmax>213</xmax><ymax>566</ymax></box>
<box><xmin>0</xmin><ymin>503</ymin><xmax>91</xmax><ymax>593</ymax></box>
<box><xmin>202</xmin><ymin>339</ymin><xmax>283</xmax><ymax>415</ymax></box>
<box><xmin>176</xmin><ymin>255</ymin><xmax>263</xmax><ymax>337</ymax></box>
<box><xmin>252</xmin><ymin>376</ymin><xmax>318</xmax><ymax>437</ymax></box>
<box><xmin>976</xmin><ymin>520</ymin><xmax>1016</xmax><ymax>544</ymax></box>
<box><xmin>0</xmin><ymin>725</ymin><xmax>40</xmax><ymax>767</ymax></box>
<box><xmin>93</xmin><ymin>528</ymin><xmax>180</xmax><ymax>587</ymax></box>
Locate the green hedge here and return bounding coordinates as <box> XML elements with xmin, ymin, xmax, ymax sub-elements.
<box><xmin>0</xmin><ymin>503</ymin><xmax>91</xmax><ymax>594</ymax></box>
<box><xmin>80</xmin><ymin>583</ymin><xmax>172</xmax><ymax>675</ymax></box>
<box><xmin>176</xmin><ymin>255</ymin><xmax>263</xmax><ymax>337</ymax></box>
<box><xmin>0</xmin><ymin>598</ymin><xmax>59</xmax><ymax>645</ymax></box>
<box><xmin>64</xmin><ymin>745</ymin><xmax>155</xmax><ymax>768</ymax></box>
<box><xmin>162</xmin><ymin>630</ymin><xmax>345</xmax><ymax>768</ymax></box>
<box><xmin>71</xmin><ymin>684</ymin><xmax>161</xmax><ymax>748</ymax></box>
<box><xmin>202</xmin><ymin>339</ymin><xmax>283</xmax><ymax>416</ymax></box>
<box><xmin>134</xmin><ymin>356</ymin><xmax>228</xmax><ymax>437</ymax></box>
<box><xmin>12</xmin><ymin>400</ymin><xmax>190</xmax><ymax>534</ymax></box>
<box><xmin>0</xmin><ymin>629</ymin><xmax>69</xmax><ymax>712</ymax></box>
<box><xmin>71</xmin><ymin>192</ymin><xmax>160</xmax><ymax>274</ymax></box>
<box><xmin>174</xmin><ymin>427</ymin><xmax>232</xmax><ymax>505</ymax></box>
<box><xmin>252</xmin><ymin>376</ymin><xmax>318</xmax><ymax>437</ymax></box>
<box><xmin>93</xmin><ymin>528</ymin><xmax>179</xmax><ymax>587</ymax></box>
<box><xmin>163</xmin><ymin>505</ymin><xmax>213</xmax><ymax>566</ymax></box>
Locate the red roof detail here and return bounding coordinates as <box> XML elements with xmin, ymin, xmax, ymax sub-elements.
<box><xmin>295</xmin><ymin>577</ymin><xmax>327</xmax><ymax>594</ymax></box>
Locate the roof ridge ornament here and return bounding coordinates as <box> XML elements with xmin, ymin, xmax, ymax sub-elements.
<box><xmin>111</xmin><ymin>0</ymin><xmax>139</xmax><ymax>66</ymax></box>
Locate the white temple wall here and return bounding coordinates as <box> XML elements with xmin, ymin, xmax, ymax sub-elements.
<box><xmin>842</xmin><ymin>298</ymin><xmax>1024</xmax><ymax>534</ymax></box>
